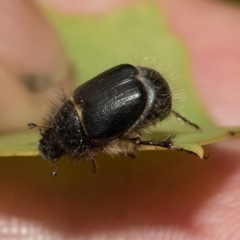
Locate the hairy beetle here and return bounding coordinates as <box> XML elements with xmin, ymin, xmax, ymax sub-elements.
<box><xmin>28</xmin><ymin>64</ymin><xmax>201</xmax><ymax>175</ymax></box>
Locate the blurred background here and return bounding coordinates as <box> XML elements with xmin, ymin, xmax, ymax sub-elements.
<box><xmin>0</xmin><ymin>0</ymin><xmax>209</xmax><ymax>133</ymax></box>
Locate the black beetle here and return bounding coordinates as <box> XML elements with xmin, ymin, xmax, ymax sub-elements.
<box><xmin>28</xmin><ymin>64</ymin><xmax>201</xmax><ymax>175</ymax></box>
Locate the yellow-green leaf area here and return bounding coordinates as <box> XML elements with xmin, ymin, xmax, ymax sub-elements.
<box><xmin>0</xmin><ymin>131</ymin><xmax>39</xmax><ymax>156</ymax></box>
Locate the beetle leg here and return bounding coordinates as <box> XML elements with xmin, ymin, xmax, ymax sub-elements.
<box><xmin>50</xmin><ymin>159</ymin><xmax>59</xmax><ymax>177</ymax></box>
<box><xmin>171</xmin><ymin>110</ymin><xmax>201</xmax><ymax>131</ymax></box>
<box><xmin>130</xmin><ymin>135</ymin><xmax>208</xmax><ymax>159</ymax></box>
<box><xmin>91</xmin><ymin>157</ymin><xmax>99</xmax><ymax>174</ymax></box>
<box><xmin>131</xmin><ymin>135</ymin><xmax>176</xmax><ymax>149</ymax></box>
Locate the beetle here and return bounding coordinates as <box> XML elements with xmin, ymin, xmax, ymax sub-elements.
<box><xmin>28</xmin><ymin>64</ymin><xmax>202</xmax><ymax>175</ymax></box>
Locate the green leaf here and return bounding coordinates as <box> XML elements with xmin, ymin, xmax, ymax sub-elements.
<box><xmin>0</xmin><ymin>131</ymin><xmax>39</xmax><ymax>156</ymax></box>
<box><xmin>0</xmin><ymin>2</ymin><xmax>239</xmax><ymax>158</ymax></box>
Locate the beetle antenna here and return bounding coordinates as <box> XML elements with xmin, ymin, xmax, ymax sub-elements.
<box><xmin>27</xmin><ymin>122</ymin><xmax>45</xmax><ymax>135</ymax></box>
<box><xmin>27</xmin><ymin>123</ymin><xmax>38</xmax><ymax>129</ymax></box>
